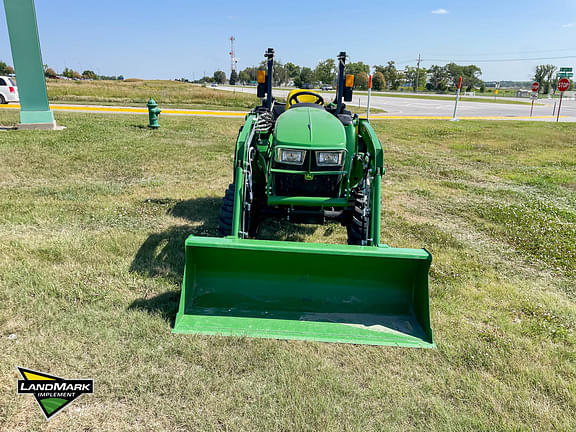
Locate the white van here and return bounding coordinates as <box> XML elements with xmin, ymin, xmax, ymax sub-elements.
<box><xmin>0</xmin><ymin>76</ymin><xmax>19</xmax><ymax>104</ymax></box>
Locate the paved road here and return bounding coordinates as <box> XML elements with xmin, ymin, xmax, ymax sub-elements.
<box><xmin>1</xmin><ymin>97</ymin><xmax>573</xmax><ymax>121</ymax></box>
<box><xmin>215</xmin><ymin>86</ymin><xmax>576</xmax><ymax>121</ymax></box>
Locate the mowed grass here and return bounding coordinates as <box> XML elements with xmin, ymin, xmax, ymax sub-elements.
<box><xmin>46</xmin><ymin>79</ymin><xmax>260</xmax><ymax>110</ymax></box>
<box><xmin>0</xmin><ymin>110</ymin><xmax>575</xmax><ymax>431</ymax></box>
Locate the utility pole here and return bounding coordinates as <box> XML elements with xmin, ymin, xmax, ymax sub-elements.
<box><xmin>414</xmin><ymin>54</ymin><xmax>421</xmax><ymax>93</ymax></box>
<box><xmin>229</xmin><ymin>36</ymin><xmax>238</xmax><ymax>83</ymax></box>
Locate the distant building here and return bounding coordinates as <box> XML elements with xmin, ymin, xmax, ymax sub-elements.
<box><xmin>516</xmin><ymin>89</ymin><xmax>531</xmax><ymax>98</ymax></box>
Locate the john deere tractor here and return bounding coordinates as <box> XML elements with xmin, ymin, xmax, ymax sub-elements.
<box><xmin>173</xmin><ymin>50</ymin><xmax>434</xmax><ymax>348</ymax></box>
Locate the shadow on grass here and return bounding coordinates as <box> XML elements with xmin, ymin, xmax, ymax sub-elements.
<box><xmin>128</xmin><ymin>197</ymin><xmax>317</xmax><ymax>324</ymax></box>
<box><xmin>128</xmin><ymin>290</ymin><xmax>180</xmax><ymax>327</ymax></box>
<box><xmin>129</xmin><ymin>197</ymin><xmax>221</xmax><ymax>284</ymax></box>
<box><xmin>128</xmin><ymin>197</ymin><xmax>219</xmax><ymax>324</ymax></box>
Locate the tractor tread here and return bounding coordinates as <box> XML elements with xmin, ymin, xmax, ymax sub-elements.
<box><xmin>218</xmin><ymin>183</ymin><xmax>236</xmax><ymax>236</ymax></box>
<box><xmin>347</xmin><ymin>184</ymin><xmax>371</xmax><ymax>246</ymax></box>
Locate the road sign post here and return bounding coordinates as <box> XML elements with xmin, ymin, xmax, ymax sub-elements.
<box><xmin>451</xmin><ymin>76</ymin><xmax>462</xmax><ymax>121</ymax></box>
<box><xmin>3</xmin><ymin>0</ymin><xmax>59</xmax><ymax>130</ymax></box>
<box><xmin>556</xmin><ymin>78</ymin><xmax>570</xmax><ymax>122</ymax></box>
<box><xmin>530</xmin><ymin>82</ymin><xmax>539</xmax><ymax>118</ymax></box>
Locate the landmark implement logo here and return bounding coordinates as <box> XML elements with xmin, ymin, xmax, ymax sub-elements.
<box><xmin>16</xmin><ymin>367</ymin><xmax>94</xmax><ymax>420</ymax></box>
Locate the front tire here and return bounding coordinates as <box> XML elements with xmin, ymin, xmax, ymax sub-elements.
<box><xmin>347</xmin><ymin>181</ymin><xmax>371</xmax><ymax>245</ymax></box>
<box><xmin>218</xmin><ymin>183</ymin><xmax>235</xmax><ymax>236</ymax></box>
<box><xmin>218</xmin><ymin>182</ymin><xmax>260</xmax><ymax>238</ymax></box>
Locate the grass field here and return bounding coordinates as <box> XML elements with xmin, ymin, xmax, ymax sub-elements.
<box><xmin>46</xmin><ymin>79</ymin><xmax>261</xmax><ymax>110</ymax></box>
<box><xmin>0</xmin><ymin>109</ymin><xmax>574</xmax><ymax>431</ymax></box>
<box><xmin>45</xmin><ymin>80</ymin><xmax>383</xmax><ymax>114</ymax></box>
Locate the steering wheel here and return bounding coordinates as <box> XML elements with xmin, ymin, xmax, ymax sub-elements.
<box><xmin>288</xmin><ymin>91</ymin><xmax>325</xmax><ymax>106</ymax></box>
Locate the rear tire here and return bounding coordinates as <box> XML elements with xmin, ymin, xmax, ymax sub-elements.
<box><xmin>218</xmin><ymin>183</ymin><xmax>235</xmax><ymax>236</ymax></box>
<box><xmin>0</xmin><ymin>95</ymin><xmax>6</xmax><ymax>105</ymax></box>
<box><xmin>347</xmin><ymin>182</ymin><xmax>371</xmax><ymax>246</ymax></box>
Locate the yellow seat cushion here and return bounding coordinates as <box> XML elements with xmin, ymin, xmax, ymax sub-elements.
<box><xmin>286</xmin><ymin>89</ymin><xmax>323</xmax><ymax>108</ymax></box>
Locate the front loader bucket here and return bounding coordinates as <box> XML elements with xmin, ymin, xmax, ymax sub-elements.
<box><xmin>173</xmin><ymin>236</ymin><xmax>434</xmax><ymax>348</ymax></box>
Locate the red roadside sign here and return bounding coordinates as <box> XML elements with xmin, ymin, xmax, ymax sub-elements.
<box><xmin>558</xmin><ymin>78</ymin><xmax>570</xmax><ymax>92</ymax></box>
<box><xmin>531</xmin><ymin>82</ymin><xmax>540</xmax><ymax>92</ymax></box>
<box><xmin>368</xmin><ymin>74</ymin><xmax>372</xmax><ymax>89</ymax></box>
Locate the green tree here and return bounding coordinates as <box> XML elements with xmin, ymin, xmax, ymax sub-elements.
<box><xmin>62</xmin><ymin>67</ymin><xmax>78</xmax><ymax>79</ymax></box>
<box><xmin>534</xmin><ymin>64</ymin><xmax>557</xmax><ymax>94</ymax></box>
<box><xmin>375</xmin><ymin>61</ymin><xmax>400</xmax><ymax>89</ymax></box>
<box><xmin>239</xmin><ymin>66</ymin><xmax>258</xmax><ymax>82</ymax></box>
<box><xmin>44</xmin><ymin>67</ymin><xmax>57</xmax><ymax>79</ymax></box>
<box><xmin>229</xmin><ymin>70</ymin><xmax>238</xmax><ymax>85</ymax></box>
<box><xmin>82</xmin><ymin>70</ymin><xmax>98</xmax><ymax>80</ymax></box>
<box><xmin>404</xmin><ymin>66</ymin><xmax>427</xmax><ymax>91</ymax></box>
<box><xmin>428</xmin><ymin>65</ymin><xmax>449</xmax><ymax>91</ymax></box>
<box><xmin>284</xmin><ymin>62</ymin><xmax>301</xmax><ymax>81</ymax></box>
<box><xmin>354</xmin><ymin>72</ymin><xmax>369</xmax><ymax>90</ymax></box>
<box><xmin>346</xmin><ymin>61</ymin><xmax>370</xmax><ymax>76</ymax></box>
<box><xmin>372</xmin><ymin>71</ymin><xmax>386</xmax><ymax>91</ymax></box>
<box><xmin>273</xmin><ymin>62</ymin><xmax>290</xmax><ymax>86</ymax></box>
<box><xmin>6</xmin><ymin>65</ymin><xmax>14</xmax><ymax>75</ymax></box>
<box><xmin>0</xmin><ymin>61</ymin><xmax>11</xmax><ymax>75</ymax></box>
<box><xmin>213</xmin><ymin>70</ymin><xmax>226</xmax><ymax>84</ymax></box>
<box><xmin>344</xmin><ymin>62</ymin><xmax>370</xmax><ymax>91</ymax></box>
<box><xmin>314</xmin><ymin>58</ymin><xmax>336</xmax><ymax>84</ymax></box>
<box><xmin>294</xmin><ymin>67</ymin><xmax>315</xmax><ymax>88</ymax></box>
<box><xmin>445</xmin><ymin>63</ymin><xmax>482</xmax><ymax>91</ymax></box>
<box><xmin>238</xmin><ymin>70</ymin><xmax>251</xmax><ymax>83</ymax></box>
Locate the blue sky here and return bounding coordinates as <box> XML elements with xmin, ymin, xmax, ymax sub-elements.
<box><xmin>1</xmin><ymin>0</ymin><xmax>575</xmax><ymax>81</ymax></box>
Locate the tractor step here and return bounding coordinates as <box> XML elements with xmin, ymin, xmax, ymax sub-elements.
<box><xmin>173</xmin><ymin>236</ymin><xmax>434</xmax><ymax>348</ymax></box>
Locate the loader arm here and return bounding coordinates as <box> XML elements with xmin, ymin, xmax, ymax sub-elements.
<box><xmin>231</xmin><ymin>114</ymin><xmax>257</xmax><ymax>237</ymax></box>
<box><xmin>358</xmin><ymin>119</ymin><xmax>385</xmax><ymax>246</ymax></box>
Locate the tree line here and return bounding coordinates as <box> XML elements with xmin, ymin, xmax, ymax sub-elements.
<box><xmin>44</xmin><ymin>65</ymin><xmax>124</xmax><ymax>81</ymax></box>
<box><xmin>200</xmin><ymin>59</ymin><xmax>574</xmax><ymax>94</ymax></box>
<box><xmin>1</xmin><ymin>60</ymin><xmax>124</xmax><ymax>81</ymax></box>
<box><xmin>197</xmin><ymin>58</ymin><xmax>484</xmax><ymax>92</ymax></box>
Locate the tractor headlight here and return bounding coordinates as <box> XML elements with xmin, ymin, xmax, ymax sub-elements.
<box><xmin>316</xmin><ymin>151</ymin><xmax>345</xmax><ymax>166</ymax></box>
<box><xmin>276</xmin><ymin>148</ymin><xmax>306</xmax><ymax>165</ymax></box>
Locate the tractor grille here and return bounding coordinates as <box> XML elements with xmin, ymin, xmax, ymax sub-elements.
<box><xmin>274</xmin><ymin>173</ymin><xmax>342</xmax><ymax>197</ymax></box>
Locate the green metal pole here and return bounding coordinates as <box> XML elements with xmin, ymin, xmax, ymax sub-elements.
<box><xmin>231</xmin><ymin>167</ymin><xmax>244</xmax><ymax>237</ymax></box>
<box><xmin>3</xmin><ymin>0</ymin><xmax>56</xmax><ymax>129</ymax></box>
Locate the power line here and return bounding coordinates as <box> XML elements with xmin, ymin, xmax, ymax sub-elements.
<box><xmin>423</xmin><ymin>55</ymin><xmax>576</xmax><ymax>63</ymax></box>
<box><xmin>424</xmin><ymin>48</ymin><xmax>576</xmax><ymax>57</ymax></box>
<box><xmin>391</xmin><ymin>53</ymin><xmax>576</xmax><ymax>66</ymax></box>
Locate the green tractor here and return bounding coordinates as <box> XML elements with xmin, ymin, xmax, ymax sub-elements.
<box><xmin>173</xmin><ymin>49</ymin><xmax>434</xmax><ymax>347</ymax></box>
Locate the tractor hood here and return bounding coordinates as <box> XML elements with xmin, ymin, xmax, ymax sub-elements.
<box><xmin>274</xmin><ymin>107</ymin><xmax>347</xmax><ymax>149</ymax></box>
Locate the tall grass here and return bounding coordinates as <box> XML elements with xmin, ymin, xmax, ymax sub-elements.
<box><xmin>46</xmin><ymin>79</ymin><xmax>260</xmax><ymax>109</ymax></box>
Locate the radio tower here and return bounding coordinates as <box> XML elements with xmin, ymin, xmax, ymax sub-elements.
<box><xmin>229</xmin><ymin>36</ymin><xmax>238</xmax><ymax>83</ymax></box>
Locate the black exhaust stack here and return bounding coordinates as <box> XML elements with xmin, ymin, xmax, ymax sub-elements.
<box><xmin>336</xmin><ymin>51</ymin><xmax>346</xmax><ymax>114</ymax></box>
<box><xmin>265</xmin><ymin>48</ymin><xmax>274</xmax><ymax>109</ymax></box>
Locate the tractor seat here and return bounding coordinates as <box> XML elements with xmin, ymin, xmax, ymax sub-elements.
<box><xmin>286</xmin><ymin>89</ymin><xmax>325</xmax><ymax>109</ymax></box>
